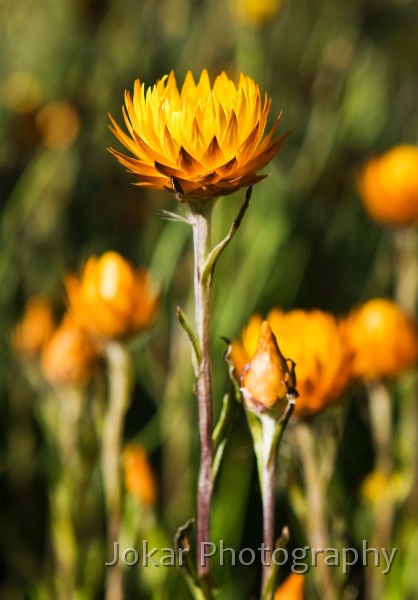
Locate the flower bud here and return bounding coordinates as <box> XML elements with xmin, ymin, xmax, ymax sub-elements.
<box><xmin>230</xmin><ymin>314</ymin><xmax>263</xmax><ymax>376</ymax></box>
<box><xmin>274</xmin><ymin>573</ymin><xmax>304</xmax><ymax>600</ymax></box>
<box><xmin>12</xmin><ymin>296</ymin><xmax>55</xmax><ymax>357</ymax></box>
<box><xmin>358</xmin><ymin>145</ymin><xmax>418</xmax><ymax>226</ymax></box>
<box><xmin>241</xmin><ymin>321</ymin><xmax>294</xmax><ymax>412</ymax></box>
<box><xmin>234</xmin><ymin>310</ymin><xmax>350</xmax><ymax>417</ymax></box>
<box><xmin>66</xmin><ymin>251</ymin><xmax>159</xmax><ymax>340</ymax></box>
<box><xmin>341</xmin><ymin>298</ymin><xmax>418</xmax><ymax>380</ymax></box>
<box><xmin>123</xmin><ymin>444</ymin><xmax>157</xmax><ymax>507</ymax></box>
<box><xmin>41</xmin><ymin>316</ymin><xmax>101</xmax><ymax>386</ymax></box>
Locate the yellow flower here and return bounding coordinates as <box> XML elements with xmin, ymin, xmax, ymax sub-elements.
<box><xmin>340</xmin><ymin>298</ymin><xmax>418</xmax><ymax>380</ymax></box>
<box><xmin>234</xmin><ymin>0</ymin><xmax>282</xmax><ymax>26</ymax></box>
<box><xmin>361</xmin><ymin>469</ymin><xmax>407</xmax><ymax>505</ymax></box>
<box><xmin>233</xmin><ymin>310</ymin><xmax>350</xmax><ymax>416</ymax></box>
<box><xmin>274</xmin><ymin>573</ymin><xmax>305</xmax><ymax>600</ymax></box>
<box><xmin>109</xmin><ymin>70</ymin><xmax>287</xmax><ymax>201</ymax></box>
<box><xmin>123</xmin><ymin>444</ymin><xmax>157</xmax><ymax>507</ymax></box>
<box><xmin>66</xmin><ymin>251</ymin><xmax>159</xmax><ymax>340</ymax></box>
<box><xmin>12</xmin><ymin>296</ymin><xmax>55</xmax><ymax>357</ymax></box>
<box><xmin>241</xmin><ymin>321</ymin><xmax>295</xmax><ymax>412</ymax></box>
<box><xmin>358</xmin><ymin>145</ymin><xmax>418</xmax><ymax>226</ymax></box>
<box><xmin>41</xmin><ymin>316</ymin><xmax>101</xmax><ymax>386</ymax></box>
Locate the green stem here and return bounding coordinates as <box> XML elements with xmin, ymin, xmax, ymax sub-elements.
<box><xmin>393</xmin><ymin>227</ymin><xmax>418</xmax><ymax>513</ymax></box>
<box><xmin>393</xmin><ymin>228</ymin><xmax>417</xmax><ymax>317</ymax></box>
<box><xmin>367</xmin><ymin>380</ymin><xmax>392</xmax><ymax>478</ymax></box>
<box><xmin>35</xmin><ymin>385</ymin><xmax>84</xmax><ymax>600</ymax></box>
<box><xmin>102</xmin><ymin>341</ymin><xmax>133</xmax><ymax>600</ymax></box>
<box><xmin>50</xmin><ymin>478</ymin><xmax>78</xmax><ymax>600</ymax></box>
<box><xmin>260</xmin><ymin>402</ymin><xmax>295</xmax><ymax>600</ymax></box>
<box><xmin>51</xmin><ymin>386</ymin><xmax>84</xmax><ymax>600</ymax></box>
<box><xmin>295</xmin><ymin>421</ymin><xmax>338</xmax><ymax>600</ymax></box>
<box><xmin>260</xmin><ymin>414</ymin><xmax>277</xmax><ymax>597</ymax></box>
<box><xmin>366</xmin><ymin>380</ymin><xmax>395</xmax><ymax>600</ymax></box>
<box><xmin>244</xmin><ymin>401</ymin><xmax>294</xmax><ymax>600</ymax></box>
<box><xmin>190</xmin><ymin>206</ymin><xmax>214</xmax><ymax>587</ymax></box>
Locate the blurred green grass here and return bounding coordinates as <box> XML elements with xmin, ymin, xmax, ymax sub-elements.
<box><xmin>1</xmin><ymin>0</ymin><xmax>418</xmax><ymax>598</ymax></box>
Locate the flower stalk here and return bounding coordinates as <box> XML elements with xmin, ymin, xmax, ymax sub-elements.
<box><xmin>248</xmin><ymin>401</ymin><xmax>294</xmax><ymax>600</ymax></box>
<box><xmin>190</xmin><ymin>204</ymin><xmax>215</xmax><ymax>584</ymax></box>
<box><xmin>295</xmin><ymin>421</ymin><xmax>338</xmax><ymax>600</ymax></box>
<box><xmin>102</xmin><ymin>341</ymin><xmax>133</xmax><ymax>600</ymax></box>
<box><xmin>173</xmin><ymin>189</ymin><xmax>254</xmax><ymax>597</ymax></box>
<box><xmin>261</xmin><ymin>415</ymin><xmax>277</xmax><ymax>592</ymax></box>
<box><xmin>366</xmin><ymin>380</ymin><xmax>395</xmax><ymax>600</ymax></box>
<box><xmin>49</xmin><ymin>386</ymin><xmax>84</xmax><ymax>600</ymax></box>
<box><xmin>260</xmin><ymin>414</ymin><xmax>280</xmax><ymax>597</ymax></box>
<box><xmin>394</xmin><ymin>228</ymin><xmax>418</xmax><ymax>317</ymax></box>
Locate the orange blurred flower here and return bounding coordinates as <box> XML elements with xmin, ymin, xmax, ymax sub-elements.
<box><xmin>361</xmin><ymin>469</ymin><xmax>407</xmax><ymax>505</ymax></box>
<box><xmin>12</xmin><ymin>296</ymin><xmax>55</xmax><ymax>357</ymax></box>
<box><xmin>233</xmin><ymin>309</ymin><xmax>350</xmax><ymax>417</ymax></box>
<box><xmin>241</xmin><ymin>321</ymin><xmax>295</xmax><ymax>413</ymax></box>
<box><xmin>109</xmin><ymin>69</ymin><xmax>288</xmax><ymax>201</ymax></box>
<box><xmin>234</xmin><ymin>0</ymin><xmax>282</xmax><ymax>26</ymax></box>
<box><xmin>66</xmin><ymin>251</ymin><xmax>159</xmax><ymax>340</ymax></box>
<box><xmin>274</xmin><ymin>573</ymin><xmax>304</xmax><ymax>600</ymax></box>
<box><xmin>340</xmin><ymin>298</ymin><xmax>418</xmax><ymax>380</ymax></box>
<box><xmin>41</xmin><ymin>316</ymin><xmax>101</xmax><ymax>386</ymax></box>
<box><xmin>123</xmin><ymin>444</ymin><xmax>157</xmax><ymax>507</ymax></box>
<box><xmin>358</xmin><ymin>145</ymin><xmax>418</xmax><ymax>226</ymax></box>
<box><xmin>36</xmin><ymin>101</ymin><xmax>80</xmax><ymax>149</ymax></box>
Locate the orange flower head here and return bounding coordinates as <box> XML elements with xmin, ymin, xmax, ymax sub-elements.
<box><xmin>340</xmin><ymin>298</ymin><xmax>418</xmax><ymax>380</ymax></box>
<box><xmin>41</xmin><ymin>316</ymin><xmax>101</xmax><ymax>386</ymax></box>
<box><xmin>241</xmin><ymin>321</ymin><xmax>295</xmax><ymax>413</ymax></box>
<box><xmin>274</xmin><ymin>573</ymin><xmax>305</xmax><ymax>600</ymax></box>
<box><xmin>109</xmin><ymin>69</ymin><xmax>288</xmax><ymax>201</ymax></box>
<box><xmin>12</xmin><ymin>296</ymin><xmax>55</xmax><ymax>357</ymax></box>
<box><xmin>66</xmin><ymin>251</ymin><xmax>159</xmax><ymax>340</ymax></box>
<box><xmin>123</xmin><ymin>444</ymin><xmax>157</xmax><ymax>507</ymax></box>
<box><xmin>358</xmin><ymin>145</ymin><xmax>418</xmax><ymax>226</ymax></box>
<box><xmin>233</xmin><ymin>310</ymin><xmax>350</xmax><ymax>417</ymax></box>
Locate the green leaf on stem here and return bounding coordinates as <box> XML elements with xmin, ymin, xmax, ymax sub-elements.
<box><xmin>211</xmin><ymin>338</ymin><xmax>242</xmax><ymax>480</ymax></box>
<box><xmin>174</xmin><ymin>519</ymin><xmax>214</xmax><ymax>600</ymax></box>
<box><xmin>201</xmin><ymin>186</ymin><xmax>252</xmax><ymax>285</ymax></box>
<box><xmin>269</xmin><ymin>400</ymin><xmax>295</xmax><ymax>465</ymax></box>
<box><xmin>176</xmin><ymin>306</ymin><xmax>201</xmax><ymax>374</ymax></box>
<box><xmin>246</xmin><ymin>410</ymin><xmax>265</xmax><ymax>488</ymax></box>
<box><xmin>262</xmin><ymin>527</ymin><xmax>290</xmax><ymax>600</ymax></box>
<box><xmin>212</xmin><ymin>392</ymin><xmax>239</xmax><ymax>481</ymax></box>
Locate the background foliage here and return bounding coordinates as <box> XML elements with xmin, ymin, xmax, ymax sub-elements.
<box><xmin>1</xmin><ymin>0</ymin><xmax>417</xmax><ymax>598</ymax></box>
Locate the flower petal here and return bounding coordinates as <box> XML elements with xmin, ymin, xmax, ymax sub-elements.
<box><xmin>202</xmin><ymin>136</ymin><xmax>225</xmax><ymax>167</ymax></box>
